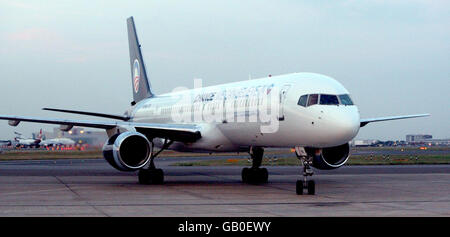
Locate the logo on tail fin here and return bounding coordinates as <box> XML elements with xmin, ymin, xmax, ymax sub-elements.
<box><xmin>133</xmin><ymin>59</ymin><xmax>140</xmax><ymax>93</ymax></box>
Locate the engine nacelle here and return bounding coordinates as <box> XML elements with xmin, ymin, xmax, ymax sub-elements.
<box><xmin>307</xmin><ymin>143</ymin><xmax>350</xmax><ymax>170</ymax></box>
<box><xmin>102</xmin><ymin>131</ymin><xmax>152</xmax><ymax>171</ymax></box>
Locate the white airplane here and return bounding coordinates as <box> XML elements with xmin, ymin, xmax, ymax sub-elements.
<box><xmin>13</xmin><ymin>130</ymin><xmax>42</xmax><ymax>148</ymax></box>
<box><xmin>0</xmin><ymin>17</ymin><xmax>429</xmax><ymax>195</ymax></box>
<box><xmin>0</xmin><ymin>140</ymin><xmax>11</xmax><ymax>147</ymax></box>
<box><xmin>40</xmin><ymin>137</ymin><xmax>75</xmax><ymax>147</ymax></box>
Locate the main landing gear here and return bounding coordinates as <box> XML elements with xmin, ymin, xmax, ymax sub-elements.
<box><xmin>241</xmin><ymin>147</ymin><xmax>268</xmax><ymax>184</ymax></box>
<box><xmin>138</xmin><ymin>139</ymin><xmax>173</xmax><ymax>185</ymax></box>
<box><xmin>295</xmin><ymin>147</ymin><xmax>315</xmax><ymax>195</ymax></box>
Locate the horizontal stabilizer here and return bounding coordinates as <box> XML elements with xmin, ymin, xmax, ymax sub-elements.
<box><xmin>360</xmin><ymin>114</ymin><xmax>430</xmax><ymax>127</ymax></box>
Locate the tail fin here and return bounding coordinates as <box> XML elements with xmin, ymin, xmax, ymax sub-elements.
<box><xmin>37</xmin><ymin>129</ymin><xmax>42</xmax><ymax>139</ymax></box>
<box><xmin>127</xmin><ymin>16</ymin><xmax>154</xmax><ymax>103</ymax></box>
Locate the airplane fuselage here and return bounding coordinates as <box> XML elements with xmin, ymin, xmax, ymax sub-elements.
<box><xmin>130</xmin><ymin>72</ymin><xmax>360</xmax><ymax>152</ymax></box>
<box><xmin>40</xmin><ymin>138</ymin><xmax>75</xmax><ymax>147</ymax></box>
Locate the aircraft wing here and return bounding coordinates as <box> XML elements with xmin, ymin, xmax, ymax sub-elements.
<box><xmin>360</xmin><ymin>114</ymin><xmax>430</xmax><ymax>127</ymax></box>
<box><xmin>0</xmin><ymin>115</ymin><xmax>201</xmax><ymax>143</ymax></box>
<box><xmin>42</xmin><ymin>107</ymin><xmax>130</xmax><ymax>121</ymax></box>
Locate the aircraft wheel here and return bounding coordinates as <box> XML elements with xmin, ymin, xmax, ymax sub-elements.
<box><xmin>241</xmin><ymin>168</ymin><xmax>250</xmax><ymax>183</ymax></box>
<box><xmin>138</xmin><ymin>169</ymin><xmax>151</xmax><ymax>184</ymax></box>
<box><xmin>138</xmin><ymin>168</ymin><xmax>164</xmax><ymax>185</ymax></box>
<box><xmin>307</xmin><ymin>180</ymin><xmax>315</xmax><ymax>195</ymax></box>
<box><xmin>296</xmin><ymin>180</ymin><xmax>316</xmax><ymax>195</ymax></box>
<box><xmin>248</xmin><ymin>169</ymin><xmax>257</xmax><ymax>183</ymax></box>
<box><xmin>153</xmin><ymin>168</ymin><xmax>164</xmax><ymax>184</ymax></box>
<box><xmin>259</xmin><ymin>168</ymin><xmax>269</xmax><ymax>183</ymax></box>
<box><xmin>296</xmin><ymin>180</ymin><xmax>304</xmax><ymax>195</ymax></box>
<box><xmin>242</xmin><ymin>168</ymin><xmax>268</xmax><ymax>184</ymax></box>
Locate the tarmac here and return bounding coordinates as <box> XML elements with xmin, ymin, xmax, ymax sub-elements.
<box><xmin>0</xmin><ymin>158</ymin><xmax>448</xmax><ymax>216</ymax></box>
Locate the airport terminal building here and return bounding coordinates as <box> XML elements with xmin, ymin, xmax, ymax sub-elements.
<box><xmin>406</xmin><ymin>134</ymin><xmax>450</xmax><ymax>146</ymax></box>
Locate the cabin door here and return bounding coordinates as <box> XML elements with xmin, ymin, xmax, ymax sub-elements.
<box><xmin>278</xmin><ymin>84</ymin><xmax>291</xmax><ymax>121</ymax></box>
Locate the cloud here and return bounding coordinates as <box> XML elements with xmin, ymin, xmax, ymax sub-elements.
<box><xmin>0</xmin><ymin>1</ymin><xmax>40</xmax><ymax>10</ymax></box>
<box><xmin>3</xmin><ymin>27</ymin><xmax>91</xmax><ymax>63</ymax></box>
<box><xmin>6</xmin><ymin>28</ymin><xmax>60</xmax><ymax>42</ymax></box>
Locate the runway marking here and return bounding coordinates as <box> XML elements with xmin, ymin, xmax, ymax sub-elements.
<box><xmin>53</xmin><ymin>176</ymin><xmax>110</xmax><ymax>217</ymax></box>
<box><xmin>0</xmin><ymin>188</ymin><xmax>69</xmax><ymax>196</ymax></box>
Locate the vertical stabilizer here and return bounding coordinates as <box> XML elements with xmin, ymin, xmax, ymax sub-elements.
<box><xmin>127</xmin><ymin>16</ymin><xmax>154</xmax><ymax>103</ymax></box>
<box><xmin>37</xmin><ymin>129</ymin><xmax>42</xmax><ymax>140</ymax></box>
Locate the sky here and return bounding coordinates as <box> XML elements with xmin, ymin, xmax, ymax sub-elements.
<box><xmin>0</xmin><ymin>0</ymin><xmax>449</xmax><ymax>141</ymax></box>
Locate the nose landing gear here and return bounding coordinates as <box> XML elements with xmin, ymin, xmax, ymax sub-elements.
<box><xmin>295</xmin><ymin>147</ymin><xmax>316</xmax><ymax>195</ymax></box>
<box><xmin>241</xmin><ymin>147</ymin><xmax>269</xmax><ymax>184</ymax></box>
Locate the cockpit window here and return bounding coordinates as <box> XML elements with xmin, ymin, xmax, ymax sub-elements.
<box><xmin>297</xmin><ymin>95</ymin><xmax>308</xmax><ymax>107</ymax></box>
<box><xmin>298</xmin><ymin>93</ymin><xmax>354</xmax><ymax>107</ymax></box>
<box><xmin>339</xmin><ymin>94</ymin><xmax>354</xmax><ymax>105</ymax></box>
<box><xmin>307</xmin><ymin>94</ymin><xmax>318</xmax><ymax>106</ymax></box>
<box><xmin>320</xmin><ymin>94</ymin><xmax>339</xmax><ymax>105</ymax></box>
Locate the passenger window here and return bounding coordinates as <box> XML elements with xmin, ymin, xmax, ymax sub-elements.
<box><xmin>339</xmin><ymin>94</ymin><xmax>354</xmax><ymax>105</ymax></box>
<box><xmin>320</xmin><ymin>94</ymin><xmax>339</xmax><ymax>105</ymax></box>
<box><xmin>307</xmin><ymin>94</ymin><xmax>318</xmax><ymax>106</ymax></box>
<box><xmin>297</xmin><ymin>95</ymin><xmax>308</xmax><ymax>107</ymax></box>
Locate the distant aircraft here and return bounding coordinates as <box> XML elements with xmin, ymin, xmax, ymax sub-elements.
<box><xmin>40</xmin><ymin>137</ymin><xmax>75</xmax><ymax>147</ymax></box>
<box><xmin>0</xmin><ymin>140</ymin><xmax>11</xmax><ymax>147</ymax></box>
<box><xmin>0</xmin><ymin>17</ymin><xmax>429</xmax><ymax>195</ymax></box>
<box><xmin>14</xmin><ymin>130</ymin><xmax>42</xmax><ymax>148</ymax></box>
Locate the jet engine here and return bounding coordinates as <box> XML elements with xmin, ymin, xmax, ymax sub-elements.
<box><xmin>307</xmin><ymin>143</ymin><xmax>350</xmax><ymax>170</ymax></box>
<box><xmin>102</xmin><ymin>131</ymin><xmax>152</xmax><ymax>171</ymax></box>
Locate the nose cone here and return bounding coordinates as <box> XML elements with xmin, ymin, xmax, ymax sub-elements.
<box><xmin>334</xmin><ymin>111</ymin><xmax>360</xmax><ymax>142</ymax></box>
<box><xmin>321</xmin><ymin>108</ymin><xmax>360</xmax><ymax>146</ymax></box>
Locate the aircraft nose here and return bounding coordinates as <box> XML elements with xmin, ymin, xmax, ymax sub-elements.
<box><xmin>333</xmin><ymin>111</ymin><xmax>360</xmax><ymax>142</ymax></box>
<box><xmin>322</xmin><ymin>109</ymin><xmax>360</xmax><ymax>145</ymax></box>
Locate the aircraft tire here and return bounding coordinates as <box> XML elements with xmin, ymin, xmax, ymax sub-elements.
<box><xmin>243</xmin><ymin>168</ymin><xmax>268</xmax><ymax>184</ymax></box>
<box><xmin>138</xmin><ymin>168</ymin><xmax>164</xmax><ymax>185</ymax></box>
<box><xmin>307</xmin><ymin>180</ymin><xmax>315</xmax><ymax>195</ymax></box>
<box><xmin>153</xmin><ymin>168</ymin><xmax>164</xmax><ymax>184</ymax></box>
<box><xmin>138</xmin><ymin>169</ymin><xmax>151</xmax><ymax>184</ymax></box>
<box><xmin>241</xmin><ymin>168</ymin><xmax>250</xmax><ymax>183</ymax></box>
<box><xmin>296</xmin><ymin>180</ymin><xmax>304</xmax><ymax>195</ymax></box>
<box><xmin>260</xmin><ymin>168</ymin><xmax>269</xmax><ymax>183</ymax></box>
